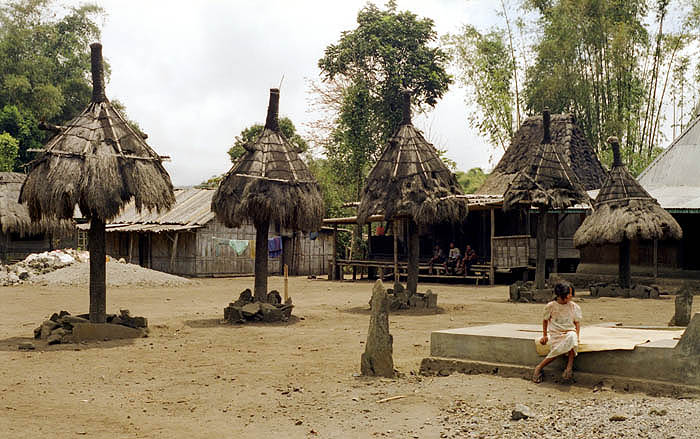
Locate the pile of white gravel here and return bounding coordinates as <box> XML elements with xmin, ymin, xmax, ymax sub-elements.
<box><xmin>29</xmin><ymin>261</ymin><xmax>193</xmax><ymax>288</ymax></box>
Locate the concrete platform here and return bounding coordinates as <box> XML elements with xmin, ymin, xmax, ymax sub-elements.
<box><xmin>425</xmin><ymin>315</ymin><xmax>700</xmax><ymax>389</ymax></box>
<box><xmin>70</xmin><ymin>323</ymin><xmax>147</xmax><ymax>342</ymax></box>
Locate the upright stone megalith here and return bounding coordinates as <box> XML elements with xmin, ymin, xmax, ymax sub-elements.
<box><xmin>670</xmin><ymin>284</ymin><xmax>694</xmax><ymax>327</ymax></box>
<box><xmin>361</xmin><ymin>280</ymin><xmax>394</xmax><ymax>377</ymax></box>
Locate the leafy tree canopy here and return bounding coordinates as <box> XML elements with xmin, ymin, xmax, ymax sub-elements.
<box><xmin>0</xmin><ymin>0</ymin><xmax>106</xmax><ymax>170</ymax></box>
<box><xmin>455</xmin><ymin>167</ymin><xmax>488</xmax><ymax>194</ymax></box>
<box><xmin>0</xmin><ymin>132</ymin><xmax>18</xmax><ymax>171</ymax></box>
<box><xmin>318</xmin><ymin>1</ymin><xmax>452</xmax><ymax>145</ymax></box>
<box><xmin>227</xmin><ymin>116</ymin><xmax>308</xmax><ymax>163</ymax></box>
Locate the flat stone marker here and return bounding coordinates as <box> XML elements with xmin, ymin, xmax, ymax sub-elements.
<box><xmin>361</xmin><ymin>280</ymin><xmax>394</xmax><ymax>377</ymax></box>
<box><xmin>70</xmin><ymin>323</ymin><xmax>146</xmax><ymax>342</ymax></box>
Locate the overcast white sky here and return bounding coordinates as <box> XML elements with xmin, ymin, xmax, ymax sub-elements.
<box><xmin>89</xmin><ymin>0</ymin><xmax>504</xmax><ymax>186</ymax></box>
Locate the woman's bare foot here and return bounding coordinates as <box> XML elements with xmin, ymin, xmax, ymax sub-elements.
<box><xmin>532</xmin><ymin>367</ymin><xmax>543</xmax><ymax>383</ymax></box>
<box><xmin>562</xmin><ymin>368</ymin><xmax>573</xmax><ymax>380</ymax></box>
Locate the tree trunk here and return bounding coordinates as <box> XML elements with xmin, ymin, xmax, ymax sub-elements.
<box><xmin>535</xmin><ymin>208</ymin><xmax>547</xmax><ymax>290</ymax></box>
<box><xmin>406</xmin><ymin>219</ymin><xmax>419</xmax><ymax>295</ymax></box>
<box><xmin>619</xmin><ymin>238</ymin><xmax>631</xmax><ymax>289</ymax></box>
<box><xmin>254</xmin><ymin>220</ymin><xmax>269</xmax><ymax>301</ymax></box>
<box><xmin>88</xmin><ymin>217</ymin><xmax>106</xmax><ymax>323</ymax></box>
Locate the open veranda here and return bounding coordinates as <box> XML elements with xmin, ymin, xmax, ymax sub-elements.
<box><xmin>1</xmin><ymin>276</ymin><xmax>699</xmax><ymax>439</ymax></box>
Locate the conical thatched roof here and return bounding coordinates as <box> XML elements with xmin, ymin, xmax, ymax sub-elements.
<box><xmin>0</xmin><ymin>172</ymin><xmax>72</xmax><ymax>236</ymax></box>
<box><xmin>503</xmin><ymin>110</ymin><xmax>590</xmax><ymax>211</ymax></box>
<box><xmin>356</xmin><ymin>91</ymin><xmax>468</xmax><ymax>226</ymax></box>
<box><xmin>574</xmin><ymin>137</ymin><xmax>682</xmax><ymax>247</ymax></box>
<box><xmin>19</xmin><ymin>43</ymin><xmax>174</xmax><ymax>221</ymax></box>
<box><xmin>212</xmin><ymin>88</ymin><xmax>324</xmax><ymax>231</ymax></box>
<box><xmin>478</xmin><ymin>113</ymin><xmax>606</xmax><ymax>195</ymax></box>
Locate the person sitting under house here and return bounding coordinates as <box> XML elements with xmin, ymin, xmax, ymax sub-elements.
<box><xmin>444</xmin><ymin>242</ymin><xmax>461</xmax><ymax>275</ymax></box>
<box><xmin>457</xmin><ymin>245</ymin><xmax>478</xmax><ymax>275</ymax></box>
<box><xmin>428</xmin><ymin>244</ymin><xmax>445</xmax><ymax>274</ymax></box>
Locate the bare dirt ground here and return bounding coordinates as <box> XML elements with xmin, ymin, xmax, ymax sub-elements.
<box><xmin>1</xmin><ymin>277</ymin><xmax>699</xmax><ymax>438</ymax></box>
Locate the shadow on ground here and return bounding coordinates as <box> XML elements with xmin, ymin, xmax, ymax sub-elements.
<box><xmin>184</xmin><ymin>315</ymin><xmax>301</xmax><ymax>328</ymax></box>
<box><xmin>0</xmin><ymin>335</ymin><xmax>138</xmax><ymax>352</ymax></box>
<box><xmin>343</xmin><ymin>306</ymin><xmax>445</xmax><ymax>316</ymax></box>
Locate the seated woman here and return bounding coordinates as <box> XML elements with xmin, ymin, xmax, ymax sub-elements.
<box><xmin>428</xmin><ymin>244</ymin><xmax>445</xmax><ymax>274</ymax></box>
<box><xmin>457</xmin><ymin>245</ymin><xmax>477</xmax><ymax>275</ymax></box>
<box><xmin>532</xmin><ymin>282</ymin><xmax>581</xmax><ymax>383</ymax></box>
<box><xmin>443</xmin><ymin>242</ymin><xmax>461</xmax><ymax>275</ymax></box>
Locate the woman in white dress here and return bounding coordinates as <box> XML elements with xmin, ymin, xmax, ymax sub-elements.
<box><xmin>532</xmin><ymin>283</ymin><xmax>582</xmax><ymax>382</ymax></box>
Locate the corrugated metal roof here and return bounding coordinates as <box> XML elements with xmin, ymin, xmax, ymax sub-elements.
<box><xmin>99</xmin><ymin>188</ymin><xmax>215</xmax><ymax>232</ymax></box>
<box><xmin>636</xmin><ymin>115</ymin><xmax>700</xmax><ymax>210</ymax></box>
<box><xmin>638</xmin><ymin>116</ymin><xmax>700</xmax><ymax>188</ymax></box>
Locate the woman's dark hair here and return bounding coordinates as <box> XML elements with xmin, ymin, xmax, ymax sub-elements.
<box><xmin>554</xmin><ymin>282</ymin><xmax>574</xmax><ymax>299</ymax></box>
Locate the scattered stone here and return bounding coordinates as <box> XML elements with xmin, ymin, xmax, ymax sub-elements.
<box><xmin>361</xmin><ymin>280</ymin><xmax>394</xmax><ymax>378</ymax></box>
<box><xmin>511</xmin><ymin>404</ymin><xmax>534</xmax><ymax>420</ymax></box>
<box><xmin>438</xmin><ymin>369</ymin><xmax>451</xmax><ymax>377</ymax></box>
<box><xmin>39</xmin><ymin>320</ymin><xmax>60</xmax><ymax>340</ymax></box>
<box><xmin>47</xmin><ymin>334</ymin><xmax>62</xmax><ymax>345</ymax></box>
<box><xmin>223</xmin><ymin>289</ymin><xmax>294</xmax><ymax>324</ymax></box>
<box><xmin>267</xmin><ymin>290</ymin><xmax>282</xmax><ymax>305</ymax></box>
<box><xmin>609</xmin><ymin>414</ymin><xmax>627</xmax><ymax>422</ymax></box>
<box><xmin>669</xmin><ymin>283</ymin><xmax>693</xmax><ymax>326</ymax></box>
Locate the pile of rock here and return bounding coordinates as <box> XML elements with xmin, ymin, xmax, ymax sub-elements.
<box><xmin>33</xmin><ymin>309</ymin><xmax>148</xmax><ymax>345</ymax></box>
<box><xmin>1</xmin><ymin>249</ymin><xmax>89</xmax><ymax>286</ymax></box>
<box><xmin>223</xmin><ymin>289</ymin><xmax>293</xmax><ymax>323</ymax></box>
<box><xmin>589</xmin><ymin>283</ymin><xmax>661</xmax><ymax>299</ymax></box>
<box><xmin>383</xmin><ymin>282</ymin><xmax>438</xmax><ymax>311</ymax></box>
<box><xmin>509</xmin><ymin>281</ymin><xmax>554</xmax><ymax>303</ymax></box>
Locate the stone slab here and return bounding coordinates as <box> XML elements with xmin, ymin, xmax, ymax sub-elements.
<box><xmin>70</xmin><ymin>323</ymin><xmax>146</xmax><ymax>342</ymax></box>
<box><xmin>429</xmin><ymin>321</ymin><xmax>700</xmax><ymax>386</ymax></box>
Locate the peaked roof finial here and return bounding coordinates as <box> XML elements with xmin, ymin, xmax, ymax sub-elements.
<box><xmin>90</xmin><ymin>42</ymin><xmax>107</xmax><ymax>103</ymax></box>
<box><xmin>400</xmin><ymin>89</ymin><xmax>411</xmax><ymax>125</ymax></box>
<box><xmin>542</xmin><ymin>107</ymin><xmax>551</xmax><ymax>144</ymax></box>
<box><xmin>265</xmin><ymin>88</ymin><xmax>280</xmax><ymax>132</ymax></box>
<box><xmin>608</xmin><ymin>136</ymin><xmax>622</xmax><ymax>167</ymax></box>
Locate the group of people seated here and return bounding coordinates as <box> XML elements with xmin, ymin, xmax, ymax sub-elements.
<box><xmin>428</xmin><ymin>242</ymin><xmax>478</xmax><ymax>275</ymax></box>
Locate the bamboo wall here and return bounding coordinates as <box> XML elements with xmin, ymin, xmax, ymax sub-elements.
<box><xmin>103</xmin><ymin>218</ymin><xmax>334</xmax><ymax>277</ymax></box>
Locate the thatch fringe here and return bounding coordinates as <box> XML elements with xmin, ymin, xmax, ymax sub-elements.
<box><xmin>573</xmin><ymin>199</ymin><xmax>682</xmax><ymax>247</ymax></box>
<box><xmin>212</xmin><ymin>175</ymin><xmax>323</xmax><ymax>231</ymax></box>
<box><xmin>574</xmin><ymin>138</ymin><xmax>683</xmax><ymax>247</ymax></box>
<box><xmin>0</xmin><ymin>172</ymin><xmax>73</xmax><ymax>236</ymax></box>
<box><xmin>212</xmin><ymin>89</ymin><xmax>324</xmax><ymax>231</ymax></box>
<box><xmin>19</xmin><ymin>43</ymin><xmax>174</xmax><ymax>222</ymax></box>
<box><xmin>503</xmin><ymin>140</ymin><xmax>589</xmax><ymax>211</ymax></box>
<box><xmin>357</xmin><ymin>124</ymin><xmax>468</xmax><ymax>226</ymax></box>
<box><xmin>19</xmin><ymin>101</ymin><xmax>175</xmax><ymax>221</ymax></box>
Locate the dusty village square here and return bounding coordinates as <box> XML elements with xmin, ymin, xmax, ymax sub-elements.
<box><xmin>3</xmin><ymin>0</ymin><xmax>700</xmax><ymax>437</ymax></box>
<box><xmin>0</xmin><ymin>276</ymin><xmax>698</xmax><ymax>438</ymax></box>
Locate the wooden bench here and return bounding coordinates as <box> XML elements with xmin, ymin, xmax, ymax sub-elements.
<box><xmin>332</xmin><ymin>258</ymin><xmax>490</xmax><ymax>285</ymax></box>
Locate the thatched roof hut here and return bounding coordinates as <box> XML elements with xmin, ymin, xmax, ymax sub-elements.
<box><xmin>574</xmin><ymin>137</ymin><xmax>682</xmax><ymax>288</ymax></box>
<box><xmin>503</xmin><ymin>110</ymin><xmax>590</xmax><ymax>211</ymax></box>
<box><xmin>574</xmin><ymin>138</ymin><xmax>682</xmax><ymax>248</ymax></box>
<box><xmin>478</xmin><ymin>113</ymin><xmax>606</xmax><ymax>196</ymax></box>
<box><xmin>503</xmin><ymin>109</ymin><xmax>590</xmax><ymax>289</ymax></box>
<box><xmin>20</xmin><ymin>45</ymin><xmax>174</xmax><ymax>222</ymax></box>
<box><xmin>212</xmin><ymin>89</ymin><xmax>323</xmax><ymax>231</ymax></box>
<box><xmin>357</xmin><ymin>90</ymin><xmax>468</xmax><ymax>294</ymax></box>
<box><xmin>212</xmin><ymin>88</ymin><xmax>324</xmax><ymax>301</ymax></box>
<box><xmin>0</xmin><ymin>172</ymin><xmax>71</xmax><ymax>237</ymax></box>
<box><xmin>356</xmin><ymin>91</ymin><xmax>468</xmax><ymax>226</ymax></box>
<box><xmin>19</xmin><ymin>43</ymin><xmax>175</xmax><ymax>322</ymax></box>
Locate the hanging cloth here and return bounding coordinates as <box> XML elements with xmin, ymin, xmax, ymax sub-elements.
<box><xmin>228</xmin><ymin>239</ymin><xmax>249</xmax><ymax>256</ymax></box>
<box><xmin>268</xmin><ymin>236</ymin><xmax>283</xmax><ymax>258</ymax></box>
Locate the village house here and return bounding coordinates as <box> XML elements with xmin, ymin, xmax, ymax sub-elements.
<box><xmin>89</xmin><ymin>187</ymin><xmax>333</xmax><ymax>277</ymax></box>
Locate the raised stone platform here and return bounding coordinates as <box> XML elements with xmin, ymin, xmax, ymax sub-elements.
<box><xmin>423</xmin><ymin>315</ymin><xmax>700</xmax><ymax>390</ymax></box>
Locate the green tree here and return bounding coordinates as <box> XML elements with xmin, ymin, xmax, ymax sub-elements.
<box><xmin>0</xmin><ymin>0</ymin><xmax>105</xmax><ymax>169</ymax></box>
<box><xmin>0</xmin><ymin>132</ymin><xmax>19</xmax><ymax>171</ymax></box>
<box><xmin>318</xmin><ymin>1</ymin><xmax>452</xmax><ymax>201</ymax></box>
<box><xmin>455</xmin><ymin>168</ymin><xmax>489</xmax><ymax>194</ymax></box>
<box><xmin>444</xmin><ymin>25</ymin><xmax>517</xmax><ymax>152</ymax></box>
<box><xmin>228</xmin><ymin>117</ymin><xmax>308</xmax><ymax>163</ymax></box>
